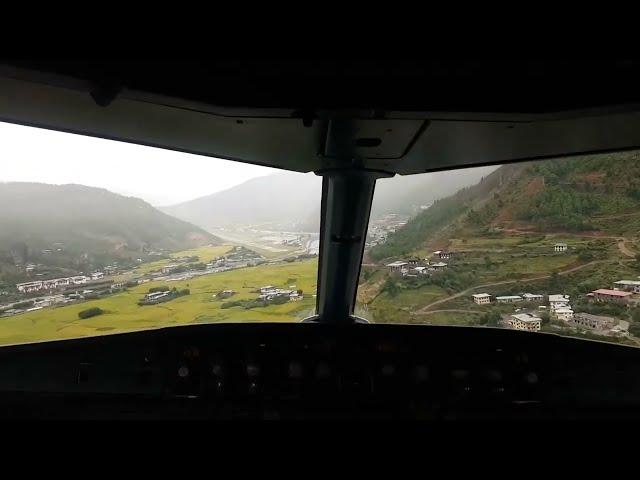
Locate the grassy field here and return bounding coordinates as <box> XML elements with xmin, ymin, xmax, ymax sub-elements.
<box><xmin>365</xmin><ymin>284</ymin><xmax>448</xmax><ymax>323</ymax></box>
<box><xmin>0</xmin><ymin>258</ymin><xmax>318</xmax><ymax>346</ymax></box>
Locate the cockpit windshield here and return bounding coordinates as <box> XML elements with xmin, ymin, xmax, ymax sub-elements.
<box><xmin>0</xmin><ymin>122</ymin><xmax>320</xmax><ymax>345</ymax></box>
<box><xmin>3</xmin><ymin>119</ymin><xmax>640</xmax><ymax>349</ymax></box>
<box><xmin>356</xmin><ymin>150</ymin><xmax>640</xmax><ymax>347</ymax></box>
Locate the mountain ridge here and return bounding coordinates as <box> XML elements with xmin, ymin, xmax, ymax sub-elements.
<box><xmin>369</xmin><ymin>150</ymin><xmax>640</xmax><ymax>261</ymax></box>
<box><xmin>161</xmin><ymin>167</ymin><xmax>498</xmax><ymax>232</ymax></box>
<box><xmin>0</xmin><ymin>182</ymin><xmax>220</xmax><ymax>286</ymax></box>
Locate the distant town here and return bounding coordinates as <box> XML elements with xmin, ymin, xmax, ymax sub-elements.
<box><xmin>0</xmin><ymin>244</ymin><xmax>302</xmax><ymax>318</ymax></box>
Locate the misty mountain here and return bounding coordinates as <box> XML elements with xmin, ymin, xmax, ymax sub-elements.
<box><xmin>161</xmin><ymin>173</ymin><xmax>323</xmax><ymax>232</ymax></box>
<box><xmin>162</xmin><ymin>167</ymin><xmax>497</xmax><ymax>232</ymax></box>
<box><xmin>0</xmin><ymin>182</ymin><xmax>219</xmax><ymax>271</ymax></box>
<box><xmin>369</xmin><ymin>150</ymin><xmax>640</xmax><ymax>261</ymax></box>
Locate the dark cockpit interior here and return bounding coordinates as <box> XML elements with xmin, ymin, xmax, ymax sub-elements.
<box><xmin>1</xmin><ymin>59</ymin><xmax>640</xmax><ymax>420</ymax></box>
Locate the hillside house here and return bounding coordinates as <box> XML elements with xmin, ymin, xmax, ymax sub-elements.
<box><xmin>549</xmin><ymin>294</ymin><xmax>571</xmax><ymax>310</ymax></box>
<box><xmin>571</xmin><ymin>312</ymin><xmax>616</xmax><ymax>331</ymax></box>
<box><xmin>472</xmin><ymin>293</ymin><xmax>491</xmax><ymax>305</ymax></box>
<box><xmin>554</xmin><ymin>307</ymin><xmax>574</xmax><ymax>321</ymax></box>
<box><xmin>496</xmin><ymin>295</ymin><xmax>522</xmax><ymax>304</ymax></box>
<box><xmin>613</xmin><ymin>280</ymin><xmax>640</xmax><ymax>294</ymax></box>
<box><xmin>554</xmin><ymin>243</ymin><xmax>568</xmax><ymax>253</ymax></box>
<box><xmin>91</xmin><ymin>272</ymin><xmax>105</xmax><ymax>280</ymax></box>
<box><xmin>433</xmin><ymin>250</ymin><xmax>451</xmax><ymax>260</ymax></box>
<box><xmin>587</xmin><ymin>289</ymin><xmax>633</xmax><ymax>304</ymax></box>
<box><xmin>386</xmin><ymin>261</ymin><xmax>408</xmax><ymax>272</ymax></box>
<box><xmin>522</xmin><ymin>293</ymin><xmax>544</xmax><ymax>302</ymax></box>
<box><xmin>161</xmin><ymin>265</ymin><xmax>178</xmax><ymax>274</ymax></box>
<box><xmin>431</xmin><ymin>262</ymin><xmax>448</xmax><ymax>271</ymax></box>
<box><xmin>410</xmin><ymin>266</ymin><xmax>429</xmax><ymax>275</ymax></box>
<box><xmin>509</xmin><ymin>313</ymin><xmax>542</xmax><ymax>332</ymax></box>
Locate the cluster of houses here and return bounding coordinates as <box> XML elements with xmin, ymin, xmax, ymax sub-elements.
<box><xmin>472</xmin><ymin>293</ymin><xmax>546</xmax><ymax>305</ymax></box>
<box><xmin>386</xmin><ymin>251</ymin><xmax>454</xmax><ymax>277</ymax></box>
<box><xmin>472</xmin><ymin>279</ymin><xmax>638</xmax><ymax>335</ymax></box>
<box><xmin>258</xmin><ymin>285</ymin><xmax>303</xmax><ymax>302</ymax></box>
<box><xmin>15</xmin><ymin>272</ymin><xmax>105</xmax><ymax>293</ymax></box>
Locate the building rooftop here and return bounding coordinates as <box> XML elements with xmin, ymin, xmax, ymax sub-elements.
<box><xmin>522</xmin><ymin>293</ymin><xmax>543</xmax><ymax>298</ymax></box>
<box><xmin>472</xmin><ymin>293</ymin><xmax>491</xmax><ymax>298</ymax></box>
<box><xmin>591</xmin><ymin>289</ymin><xmax>633</xmax><ymax>297</ymax></box>
<box><xmin>511</xmin><ymin>313</ymin><xmax>542</xmax><ymax>323</ymax></box>
<box><xmin>575</xmin><ymin>312</ymin><xmax>615</xmax><ymax>322</ymax></box>
<box><xmin>386</xmin><ymin>261</ymin><xmax>408</xmax><ymax>267</ymax></box>
<box><xmin>431</xmin><ymin>262</ymin><xmax>448</xmax><ymax>267</ymax></box>
<box><xmin>496</xmin><ymin>295</ymin><xmax>522</xmax><ymax>300</ymax></box>
<box><xmin>554</xmin><ymin>243</ymin><xmax>568</xmax><ymax>247</ymax></box>
<box><xmin>614</xmin><ymin>280</ymin><xmax>640</xmax><ymax>286</ymax></box>
<box><xmin>549</xmin><ymin>294</ymin><xmax>570</xmax><ymax>302</ymax></box>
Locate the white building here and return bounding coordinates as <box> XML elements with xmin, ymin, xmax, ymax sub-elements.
<box><xmin>554</xmin><ymin>243</ymin><xmax>568</xmax><ymax>253</ymax></box>
<box><xmin>16</xmin><ymin>281</ymin><xmax>44</xmax><ymax>293</ymax></box>
<box><xmin>411</xmin><ymin>266</ymin><xmax>429</xmax><ymax>275</ymax></box>
<box><xmin>522</xmin><ymin>293</ymin><xmax>544</xmax><ymax>302</ymax></box>
<box><xmin>91</xmin><ymin>272</ymin><xmax>105</xmax><ymax>280</ymax></box>
<box><xmin>554</xmin><ymin>307</ymin><xmax>574</xmax><ymax>322</ymax></box>
<box><xmin>472</xmin><ymin>293</ymin><xmax>491</xmax><ymax>305</ymax></box>
<box><xmin>431</xmin><ymin>262</ymin><xmax>448</xmax><ymax>270</ymax></box>
<box><xmin>613</xmin><ymin>280</ymin><xmax>640</xmax><ymax>294</ymax></box>
<box><xmin>145</xmin><ymin>291</ymin><xmax>170</xmax><ymax>301</ymax></box>
<box><xmin>509</xmin><ymin>313</ymin><xmax>542</xmax><ymax>332</ymax></box>
<box><xmin>548</xmin><ymin>294</ymin><xmax>570</xmax><ymax>311</ymax></box>
<box><xmin>260</xmin><ymin>285</ymin><xmax>277</xmax><ymax>295</ymax></box>
<box><xmin>496</xmin><ymin>295</ymin><xmax>522</xmax><ymax>303</ymax></box>
<box><xmin>386</xmin><ymin>261</ymin><xmax>408</xmax><ymax>272</ymax></box>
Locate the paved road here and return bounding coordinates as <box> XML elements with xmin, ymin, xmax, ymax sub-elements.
<box><xmin>415</xmin><ymin>259</ymin><xmax>623</xmax><ymax>313</ymax></box>
<box><xmin>414</xmin><ymin>308</ymin><xmax>483</xmax><ymax>316</ymax></box>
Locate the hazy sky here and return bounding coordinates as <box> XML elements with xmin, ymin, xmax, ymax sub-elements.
<box><xmin>0</xmin><ymin>121</ymin><xmax>279</xmax><ymax>206</ymax></box>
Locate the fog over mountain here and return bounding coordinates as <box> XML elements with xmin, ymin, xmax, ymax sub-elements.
<box><xmin>0</xmin><ymin>182</ymin><xmax>218</xmax><ymax>267</ymax></box>
<box><xmin>161</xmin><ymin>166</ymin><xmax>498</xmax><ymax>232</ymax></box>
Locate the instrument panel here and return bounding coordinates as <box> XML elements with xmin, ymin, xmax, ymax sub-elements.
<box><xmin>0</xmin><ymin>323</ymin><xmax>639</xmax><ymax>419</ymax></box>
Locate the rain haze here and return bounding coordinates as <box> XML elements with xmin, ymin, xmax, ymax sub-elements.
<box><xmin>0</xmin><ymin>121</ymin><xmax>278</xmax><ymax>206</ymax></box>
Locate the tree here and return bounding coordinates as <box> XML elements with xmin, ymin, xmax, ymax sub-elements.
<box><xmin>478</xmin><ymin>311</ymin><xmax>501</xmax><ymax>327</ymax></box>
<box><xmin>382</xmin><ymin>277</ymin><xmax>400</xmax><ymax>298</ymax></box>
<box><xmin>78</xmin><ymin>307</ymin><xmax>104</xmax><ymax>319</ymax></box>
<box><xmin>540</xmin><ymin>312</ymin><xmax>550</xmax><ymax>325</ymax></box>
<box><xmin>630</xmin><ymin>323</ymin><xmax>640</xmax><ymax>338</ymax></box>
